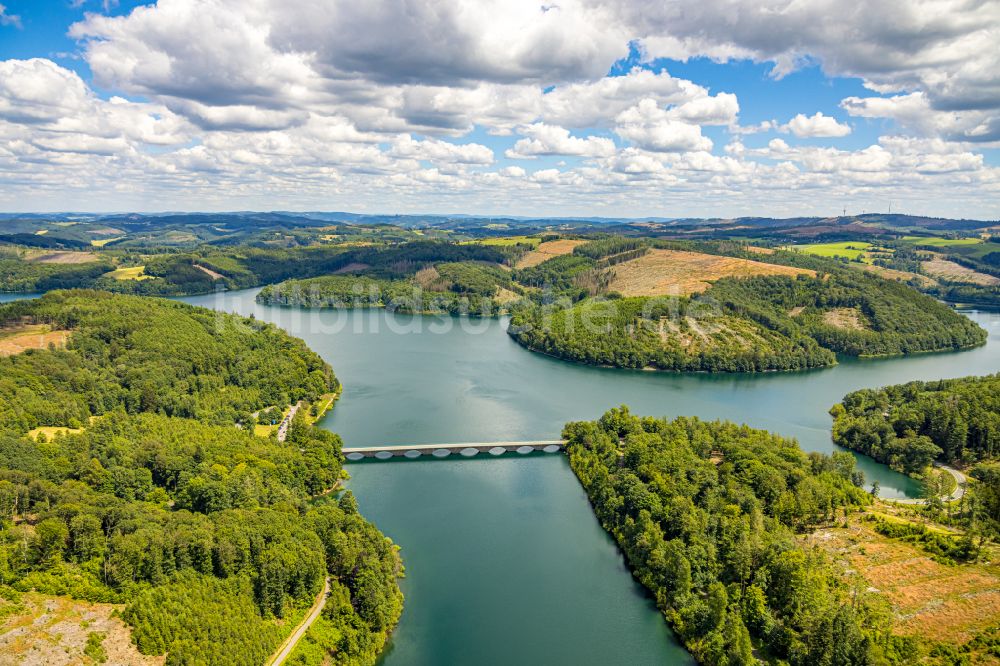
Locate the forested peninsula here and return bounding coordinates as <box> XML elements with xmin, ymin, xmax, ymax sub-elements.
<box><xmin>0</xmin><ymin>291</ymin><xmax>402</xmax><ymax>665</ymax></box>
<box><xmin>567</xmin><ymin>407</ymin><xmax>1000</xmax><ymax>665</ymax></box>
<box><xmin>510</xmin><ymin>267</ymin><xmax>985</xmax><ymax>372</ymax></box>
<box><xmin>563</xmin><ymin>407</ymin><xmax>900</xmax><ymax>665</ymax></box>
<box><xmin>831</xmin><ymin>374</ymin><xmax>1000</xmax><ymax>475</ymax></box>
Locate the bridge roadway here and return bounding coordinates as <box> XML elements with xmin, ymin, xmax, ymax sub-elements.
<box><xmin>342</xmin><ymin>440</ymin><xmax>565</xmax><ymax>461</ymax></box>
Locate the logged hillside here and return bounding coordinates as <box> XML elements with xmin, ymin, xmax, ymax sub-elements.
<box><xmin>0</xmin><ymin>291</ymin><xmax>402</xmax><ymax>665</ymax></box>
<box><xmin>606</xmin><ymin>248</ymin><xmax>813</xmax><ymax>296</ymax></box>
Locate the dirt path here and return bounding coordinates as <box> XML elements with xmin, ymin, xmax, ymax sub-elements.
<box><xmin>884</xmin><ymin>463</ymin><xmax>967</xmax><ymax>505</ymax></box>
<box><xmin>266</xmin><ymin>578</ymin><xmax>330</xmax><ymax>666</ymax></box>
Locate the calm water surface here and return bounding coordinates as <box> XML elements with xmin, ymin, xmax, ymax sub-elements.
<box><xmin>0</xmin><ymin>292</ymin><xmax>40</xmax><ymax>303</ymax></box>
<box><xmin>175</xmin><ymin>288</ymin><xmax>1000</xmax><ymax>665</ymax></box>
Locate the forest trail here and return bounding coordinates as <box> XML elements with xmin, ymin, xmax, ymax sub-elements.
<box><xmin>266</xmin><ymin>577</ymin><xmax>330</xmax><ymax>666</ymax></box>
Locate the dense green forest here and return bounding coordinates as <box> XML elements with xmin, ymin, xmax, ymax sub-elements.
<box><xmin>831</xmin><ymin>374</ymin><xmax>1000</xmax><ymax>474</ymax></box>
<box><xmin>0</xmin><ymin>257</ymin><xmax>116</xmax><ymax>293</ymax></box>
<box><xmin>258</xmin><ymin>247</ymin><xmax>518</xmax><ymax>315</ymax></box>
<box><xmin>509</xmin><ymin>268</ymin><xmax>985</xmax><ymax>372</ymax></box>
<box><xmin>511</xmin><ymin>295</ymin><xmax>835</xmax><ymax>371</ymax></box>
<box><xmin>0</xmin><ymin>292</ymin><xmax>402</xmax><ymax>664</ymax></box>
<box><xmin>563</xmin><ymin>407</ymin><xmax>913</xmax><ymax>665</ymax></box>
<box><xmin>0</xmin><ymin>290</ymin><xmax>335</xmax><ymax>431</ymax></box>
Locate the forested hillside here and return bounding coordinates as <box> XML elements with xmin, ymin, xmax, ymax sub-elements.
<box><xmin>258</xmin><ymin>257</ymin><xmax>517</xmax><ymax>316</ymax></box>
<box><xmin>562</xmin><ymin>407</ymin><xmax>909</xmax><ymax>665</ymax></box>
<box><xmin>0</xmin><ymin>236</ymin><xmax>504</xmax><ymax>297</ymax></box>
<box><xmin>256</xmin><ymin>236</ymin><xmax>985</xmax><ymax>373</ymax></box>
<box><xmin>510</xmin><ymin>269</ymin><xmax>985</xmax><ymax>372</ymax></box>
<box><xmin>831</xmin><ymin>374</ymin><xmax>1000</xmax><ymax>474</ymax></box>
<box><xmin>0</xmin><ymin>292</ymin><xmax>402</xmax><ymax>665</ymax></box>
<box><xmin>0</xmin><ymin>290</ymin><xmax>335</xmax><ymax>430</ymax></box>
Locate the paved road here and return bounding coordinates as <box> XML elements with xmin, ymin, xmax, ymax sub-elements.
<box><xmin>267</xmin><ymin>577</ymin><xmax>330</xmax><ymax>666</ymax></box>
<box><xmin>276</xmin><ymin>401</ymin><xmax>301</xmax><ymax>443</ymax></box>
<box><xmin>884</xmin><ymin>463</ymin><xmax>967</xmax><ymax>505</ymax></box>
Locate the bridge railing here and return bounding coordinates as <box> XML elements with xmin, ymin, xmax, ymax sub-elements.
<box><xmin>342</xmin><ymin>440</ymin><xmax>565</xmax><ymax>461</ymax></box>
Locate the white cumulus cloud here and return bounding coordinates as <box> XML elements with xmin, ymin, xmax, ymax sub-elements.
<box><xmin>614</xmin><ymin>99</ymin><xmax>713</xmax><ymax>152</ymax></box>
<box><xmin>781</xmin><ymin>112</ymin><xmax>852</xmax><ymax>138</ymax></box>
<box><xmin>506</xmin><ymin>123</ymin><xmax>616</xmax><ymax>159</ymax></box>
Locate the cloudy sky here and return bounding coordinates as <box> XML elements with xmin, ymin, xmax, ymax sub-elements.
<box><xmin>0</xmin><ymin>0</ymin><xmax>997</xmax><ymax>218</ymax></box>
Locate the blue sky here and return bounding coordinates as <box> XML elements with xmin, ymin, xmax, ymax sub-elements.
<box><xmin>0</xmin><ymin>0</ymin><xmax>996</xmax><ymax>217</ymax></box>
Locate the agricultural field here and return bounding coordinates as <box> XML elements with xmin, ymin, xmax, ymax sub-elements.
<box><xmin>606</xmin><ymin>248</ymin><xmax>814</xmax><ymax>296</ymax></box>
<box><xmin>23</xmin><ymin>250</ymin><xmax>99</xmax><ymax>264</ymax></box>
<box><xmin>0</xmin><ymin>591</ymin><xmax>159</xmax><ymax>666</ymax></box>
<box><xmin>90</xmin><ymin>236</ymin><xmax>124</xmax><ymax>247</ymax></box>
<box><xmin>901</xmin><ymin>235</ymin><xmax>984</xmax><ymax>247</ymax></box>
<box><xmin>923</xmin><ymin>256</ymin><xmax>1000</xmax><ymax>286</ymax></box>
<box><xmin>904</xmin><ymin>237</ymin><xmax>1000</xmax><ymax>259</ymax></box>
<box><xmin>947</xmin><ymin>241</ymin><xmax>1000</xmax><ymax>260</ymax></box>
<box><xmin>102</xmin><ymin>265</ymin><xmax>152</xmax><ymax>281</ymax></box>
<box><xmin>0</xmin><ymin>324</ymin><xmax>70</xmax><ymax>356</ymax></box>
<box><xmin>466</xmin><ymin>235</ymin><xmax>541</xmax><ymax>248</ymax></box>
<box><xmin>514</xmin><ymin>238</ymin><xmax>586</xmax><ymax>268</ymax></box>
<box><xmin>793</xmin><ymin>241</ymin><xmax>875</xmax><ymax>262</ymax></box>
<box><xmin>804</xmin><ymin>510</ymin><xmax>1000</xmax><ymax>649</ymax></box>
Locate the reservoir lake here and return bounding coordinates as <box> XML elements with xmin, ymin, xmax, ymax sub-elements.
<box><xmin>171</xmin><ymin>288</ymin><xmax>1000</xmax><ymax>664</ymax></box>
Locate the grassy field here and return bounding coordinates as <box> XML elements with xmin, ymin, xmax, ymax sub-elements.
<box><xmin>514</xmin><ymin>238</ymin><xmax>587</xmax><ymax>268</ymax></box>
<box><xmin>945</xmin><ymin>241</ymin><xmax>1000</xmax><ymax>260</ymax></box>
<box><xmin>0</xmin><ymin>324</ymin><xmax>70</xmax><ymax>356</ymax></box>
<box><xmin>794</xmin><ymin>241</ymin><xmax>874</xmax><ymax>262</ymax></box>
<box><xmin>26</xmin><ymin>425</ymin><xmax>85</xmax><ymax>440</ymax></box>
<box><xmin>902</xmin><ymin>236</ymin><xmax>984</xmax><ymax>247</ymax></box>
<box><xmin>805</xmin><ymin>509</ymin><xmax>1000</xmax><ymax>648</ymax></box>
<box><xmin>902</xmin><ymin>237</ymin><xmax>1000</xmax><ymax>260</ymax></box>
<box><xmin>91</xmin><ymin>236</ymin><xmax>125</xmax><ymax>247</ymax></box>
<box><xmin>606</xmin><ymin>248</ymin><xmax>814</xmax><ymax>296</ymax></box>
<box><xmin>103</xmin><ymin>265</ymin><xmax>153</xmax><ymax>281</ymax></box>
<box><xmin>466</xmin><ymin>235</ymin><xmax>541</xmax><ymax>248</ymax></box>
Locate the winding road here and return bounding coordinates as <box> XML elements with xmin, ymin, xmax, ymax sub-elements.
<box><xmin>883</xmin><ymin>463</ymin><xmax>967</xmax><ymax>505</ymax></box>
<box><xmin>266</xmin><ymin>577</ymin><xmax>330</xmax><ymax>666</ymax></box>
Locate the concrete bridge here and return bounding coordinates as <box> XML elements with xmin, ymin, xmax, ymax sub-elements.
<box><xmin>342</xmin><ymin>440</ymin><xmax>565</xmax><ymax>461</ymax></box>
